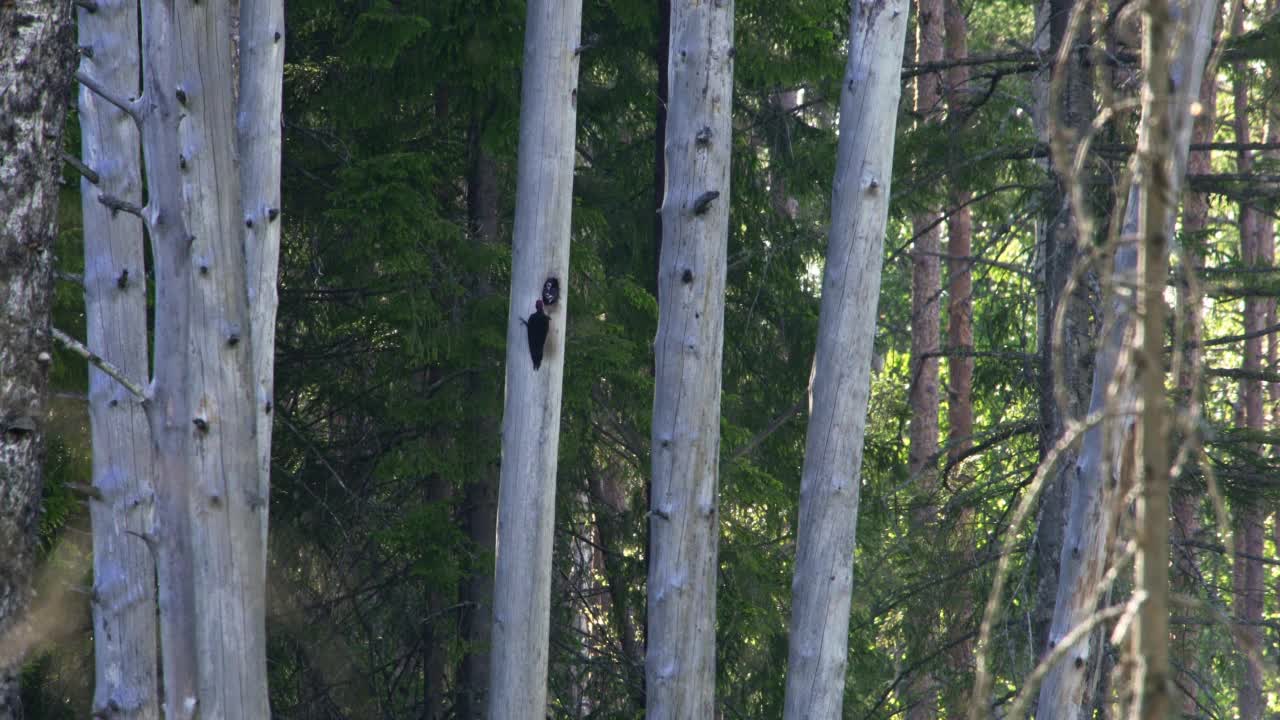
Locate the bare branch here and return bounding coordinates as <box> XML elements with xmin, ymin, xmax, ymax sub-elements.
<box><xmin>55</xmin><ymin>270</ymin><xmax>83</xmax><ymax>287</ymax></box>
<box><xmin>51</xmin><ymin>327</ymin><xmax>148</xmax><ymax>402</ymax></box>
<box><xmin>62</xmin><ymin>151</ymin><xmax>100</xmax><ymax>184</ymax></box>
<box><xmin>75</xmin><ymin>70</ymin><xmax>140</xmax><ymax>122</ymax></box>
<box><xmin>97</xmin><ymin>193</ymin><xmax>145</xmax><ymax>220</ymax></box>
<box><xmin>67</xmin><ymin>482</ymin><xmax>105</xmax><ymax>501</ymax></box>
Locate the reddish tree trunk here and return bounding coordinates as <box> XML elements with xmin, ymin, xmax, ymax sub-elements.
<box><xmin>1171</xmin><ymin>59</ymin><xmax>1216</xmax><ymax>717</ymax></box>
<box><xmin>908</xmin><ymin>0</ymin><xmax>945</xmax><ymax>714</ymax></box>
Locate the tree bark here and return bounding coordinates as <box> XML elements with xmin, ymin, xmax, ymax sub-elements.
<box><xmin>488</xmin><ymin>0</ymin><xmax>582</xmax><ymax>716</ymax></box>
<box><xmin>1170</xmin><ymin>53</ymin><xmax>1216</xmax><ymax>718</ymax></box>
<box><xmin>239</xmin><ymin>0</ymin><xmax>286</xmax><ymax>566</ymax></box>
<box><xmin>780</xmin><ymin>0</ymin><xmax>909</xmax><ymax>715</ymax></box>
<box><xmin>646</xmin><ymin>0</ymin><xmax>734</xmax><ymax>716</ymax></box>
<box><xmin>1230</xmin><ymin>16</ymin><xmax>1266</xmax><ymax>718</ymax></box>
<box><xmin>457</xmin><ymin>118</ymin><xmax>500</xmax><ymax>720</ymax></box>
<box><xmin>1029</xmin><ymin>0</ymin><xmax>1096</xmax><ymax>669</ymax></box>
<box><xmin>1035</xmin><ymin>0</ymin><xmax>1215</xmax><ymax>714</ymax></box>
<box><xmin>908</xmin><ymin>0</ymin><xmax>945</xmax><ymax>714</ymax></box>
<box><xmin>78</xmin><ymin>0</ymin><xmax>284</xmax><ymax>713</ymax></box>
<box><xmin>0</xmin><ymin>0</ymin><xmax>72</xmax><ymax>715</ymax></box>
<box><xmin>909</xmin><ymin>0</ymin><xmax>944</xmax><ymax>487</ymax></box>
<box><xmin>77</xmin><ymin>0</ymin><xmax>160</xmax><ymax>716</ymax></box>
<box><xmin>945</xmin><ymin>0</ymin><xmax>973</xmax><ymax>465</ymax></box>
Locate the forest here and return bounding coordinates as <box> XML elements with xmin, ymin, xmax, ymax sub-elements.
<box><xmin>1</xmin><ymin>0</ymin><xmax>1279</xmax><ymax>716</ymax></box>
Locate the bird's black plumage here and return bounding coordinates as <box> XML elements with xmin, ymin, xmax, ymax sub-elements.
<box><xmin>525</xmin><ymin>300</ymin><xmax>550</xmax><ymax>369</ymax></box>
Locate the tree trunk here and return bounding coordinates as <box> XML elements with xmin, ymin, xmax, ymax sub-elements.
<box><xmin>1132</xmin><ymin>0</ymin><xmax>1178</xmax><ymax>712</ymax></box>
<box><xmin>909</xmin><ymin>0</ymin><xmax>944</xmax><ymax>489</ymax></box>
<box><xmin>1029</xmin><ymin>0</ymin><xmax>1096</xmax><ymax>668</ymax></box>
<box><xmin>77</xmin><ymin>1</ymin><xmax>160</xmax><ymax>716</ymax></box>
<box><xmin>239</xmin><ymin>0</ymin><xmax>286</xmax><ymax>565</ymax></box>
<box><xmin>907</xmin><ymin>0</ymin><xmax>945</xmax><ymax>713</ymax></box>
<box><xmin>590</xmin><ymin>465</ymin><xmax>646</xmax><ymax>713</ymax></box>
<box><xmin>945</xmin><ymin>0</ymin><xmax>973</xmax><ymax>464</ymax></box>
<box><xmin>457</xmin><ymin>118</ymin><xmax>501</xmax><ymax>720</ymax></box>
<box><xmin>942</xmin><ymin>2</ymin><xmax>976</xmax><ymax>704</ymax></box>
<box><xmin>646</xmin><ymin>0</ymin><xmax>734</xmax><ymax>716</ymax></box>
<box><xmin>76</xmin><ymin>0</ymin><xmax>283</xmax><ymax>712</ymax></box>
<box><xmin>1170</xmin><ymin>54</ymin><xmax>1216</xmax><ymax>718</ymax></box>
<box><xmin>653</xmin><ymin>0</ymin><xmax>671</xmax><ymax>298</ymax></box>
<box><xmin>488</xmin><ymin>0</ymin><xmax>582</xmax><ymax>716</ymax></box>
<box><xmin>1230</xmin><ymin>19</ymin><xmax>1266</xmax><ymax>718</ymax></box>
<box><xmin>780</xmin><ymin>0</ymin><xmax>909</xmax><ymax>715</ymax></box>
<box><xmin>1036</xmin><ymin>0</ymin><xmax>1215</xmax><ymax>714</ymax></box>
<box><xmin>0</xmin><ymin>1</ymin><xmax>72</xmax><ymax>715</ymax></box>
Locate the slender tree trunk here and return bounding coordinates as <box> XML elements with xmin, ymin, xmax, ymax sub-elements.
<box><xmin>590</xmin><ymin>465</ymin><xmax>646</xmax><ymax>712</ymax></box>
<box><xmin>1036</xmin><ymin>0</ymin><xmax>1214</xmax><ymax>714</ymax></box>
<box><xmin>909</xmin><ymin>0</ymin><xmax>944</xmax><ymax>491</ymax></box>
<box><xmin>77</xmin><ymin>1</ymin><xmax>161</xmax><ymax>716</ymax></box>
<box><xmin>653</xmin><ymin>0</ymin><xmax>671</xmax><ymax>298</ymax></box>
<box><xmin>781</xmin><ymin>0</ymin><xmax>909</xmax><ymax>715</ymax></box>
<box><xmin>0</xmin><ymin>1</ymin><xmax>72</xmax><ymax>715</ymax></box>
<box><xmin>488</xmin><ymin>0</ymin><xmax>582</xmax><ymax>715</ymax></box>
<box><xmin>907</xmin><ymin>0</ymin><xmax>945</xmax><ymax>714</ymax></box>
<box><xmin>646</xmin><ymin>0</ymin><xmax>734</xmax><ymax>715</ymax></box>
<box><xmin>458</xmin><ymin>118</ymin><xmax>501</xmax><ymax>720</ymax></box>
<box><xmin>424</xmin><ymin>471</ymin><xmax>453</xmax><ymax>720</ymax></box>
<box><xmin>1029</xmin><ymin>0</ymin><xmax>1096</xmax><ymax>667</ymax></box>
<box><xmin>942</xmin><ymin>2</ymin><xmax>976</xmax><ymax>703</ymax></box>
<box><xmin>1170</xmin><ymin>57</ymin><xmax>1216</xmax><ymax>717</ymax></box>
<box><xmin>945</xmin><ymin>1</ymin><xmax>973</xmax><ymax>464</ymax></box>
<box><xmin>239</xmin><ymin>0</ymin><xmax>286</xmax><ymax>565</ymax></box>
<box><xmin>1230</xmin><ymin>21</ymin><xmax>1266</xmax><ymax>718</ymax></box>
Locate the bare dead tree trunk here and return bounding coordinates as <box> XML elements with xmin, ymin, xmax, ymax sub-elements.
<box><xmin>1029</xmin><ymin>0</ymin><xmax>1096</xmax><ymax>670</ymax></box>
<box><xmin>781</xmin><ymin>0</ymin><xmax>910</xmax><ymax>715</ymax></box>
<box><xmin>0</xmin><ymin>1</ymin><xmax>72</xmax><ymax>715</ymax></box>
<box><xmin>75</xmin><ymin>0</ymin><xmax>284</xmax><ymax>712</ymax></box>
<box><xmin>76</xmin><ymin>0</ymin><xmax>160</xmax><ymax>715</ymax></box>
<box><xmin>1036</xmin><ymin>0</ymin><xmax>1214</xmax><ymax>714</ymax></box>
<box><xmin>646</xmin><ymin>0</ymin><xmax>734</xmax><ymax>716</ymax></box>
<box><xmin>488</xmin><ymin>0</ymin><xmax>582</xmax><ymax>716</ymax></box>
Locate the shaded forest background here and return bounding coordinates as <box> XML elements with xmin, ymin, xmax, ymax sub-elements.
<box><xmin>19</xmin><ymin>0</ymin><xmax>1280</xmax><ymax>716</ymax></box>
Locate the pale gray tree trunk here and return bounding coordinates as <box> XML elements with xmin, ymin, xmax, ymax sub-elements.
<box><xmin>1028</xmin><ymin>0</ymin><xmax>1095</xmax><ymax>667</ymax></box>
<box><xmin>1035</xmin><ymin>0</ymin><xmax>1214</xmax><ymax>714</ymax></box>
<box><xmin>77</xmin><ymin>0</ymin><xmax>283</xmax><ymax>714</ymax></box>
<box><xmin>77</xmin><ymin>1</ymin><xmax>161</xmax><ymax>716</ymax></box>
<box><xmin>780</xmin><ymin>0</ymin><xmax>909</xmax><ymax>716</ymax></box>
<box><xmin>0</xmin><ymin>0</ymin><xmax>72</xmax><ymax>715</ymax></box>
<box><xmin>239</xmin><ymin>0</ymin><xmax>286</xmax><ymax>564</ymax></box>
<box><xmin>487</xmin><ymin>0</ymin><xmax>582</xmax><ymax>717</ymax></box>
<box><xmin>646</xmin><ymin>0</ymin><xmax>734</xmax><ymax>717</ymax></box>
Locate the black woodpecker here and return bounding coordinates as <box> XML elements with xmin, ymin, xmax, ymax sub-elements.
<box><xmin>523</xmin><ymin>299</ymin><xmax>550</xmax><ymax>370</ymax></box>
